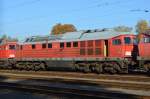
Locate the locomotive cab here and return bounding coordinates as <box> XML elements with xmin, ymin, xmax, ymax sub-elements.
<box><xmin>0</xmin><ymin>41</ymin><xmax>17</xmax><ymax>59</ymax></box>
<box><xmin>137</xmin><ymin>33</ymin><xmax>150</xmax><ymax>72</ymax></box>
<box><xmin>123</xmin><ymin>35</ymin><xmax>137</xmax><ymax>58</ymax></box>
<box><xmin>0</xmin><ymin>40</ymin><xmax>17</xmax><ymax>68</ymax></box>
<box><xmin>6</xmin><ymin>44</ymin><xmax>16</xmax><ymax>58</ymax></box>
<box><xmin>109</xmin><ymin>34</ymin><xmax>136</xmax><ymax>58</ymax></box>
<box><xmin>138</xmin><ymin>34</ymin><xmax>150</xmax><ymax>57</ymax></box>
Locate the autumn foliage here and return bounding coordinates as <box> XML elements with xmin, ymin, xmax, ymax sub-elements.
<box><xmin>51</xmin><ymin>23</ymin><xmax>77</xmax><ymax>35</ymax></box>
<box><xmin>136</xmin><ymin>20</ymin><xmax>149</xmax><ymax>34</ymax></box>
<box><xmin>136</xmin><ymin>20</ymin><xmax>150</xmax><ymax>40</ymax></box>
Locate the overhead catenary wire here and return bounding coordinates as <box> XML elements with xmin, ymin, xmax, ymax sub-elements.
<box><xmin>130</xmin><ymin>9</ymin><xmax>149</xmax><ymax>13</ymax></box>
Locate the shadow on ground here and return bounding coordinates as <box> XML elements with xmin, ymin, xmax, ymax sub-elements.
<box><xmin>0</xmin><ymin>74</ymin><xmax>144</xmax><ymax>99</ymax></box>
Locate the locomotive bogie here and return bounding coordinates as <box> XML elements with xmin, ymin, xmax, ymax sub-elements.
<box><xmin>15</xmin><ymin>61</ymin><xmax>47</xmax><ymax>71</ymax></box>
<box><xmin>137</xmin><ymin>58</ymin><xmax>150</xmax><ymax>72</ymax></box>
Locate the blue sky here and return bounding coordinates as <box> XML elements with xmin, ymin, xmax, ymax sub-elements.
<box><xmin>0</xmin><ymin>0</ymin><xmax>150</xmax><ymax>40</ymax></box>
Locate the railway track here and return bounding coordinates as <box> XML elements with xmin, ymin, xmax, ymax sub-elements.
<box><xmin>0</xmin><ymin>70</ymin><xmax>150</xmax><ymax>99</ymax></box>
<box><xmin>0</xmin><ymin>70</ymin><xmax>150</xmax><ymax>82</ymax></box>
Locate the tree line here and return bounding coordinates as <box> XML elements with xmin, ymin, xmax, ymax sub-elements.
<box><xmin>0</xmin><ymin>20</ymin><xmax>150</xmax><ymax>40</ymax></box>
<box><xmin>0</xmin><ymin>35</ymin><xmax>18</xmax><ymax>42</ymax></box>
<box><xmin>51</xmin><ymin>20</ymin><xmax>150</xmax><ymax>35</ymax></box>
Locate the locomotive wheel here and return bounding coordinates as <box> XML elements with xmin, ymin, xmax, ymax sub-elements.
<box><xmin>83</xmin><ymin>64</ymin><xmax>90</xmax><ymax>73</ymax></box>
<box><xmin>39</xmin><ymin>63</ymin><xmax>46</xmax><ymax>71</ymax></box>
<box><xmin>95</xmin><ymin>64</ymin><xmax>103</xmax><ymax>74</ymax></box>
<box><xmin>144</xmin><ymin>63</ymin><xmax>150</xmax><ymax>73</ymax></box>
<box><xmin>113</xmin><ymin>64</ymin><xmax>121</xmax><ymax>73</ymax></box>
<box><xmin>15</xmin><ymin>63</ymin><xmax>20</xmax><ymax>70</ymax></box>
<box><xmin>103</xmin><ymin>66</ymin><xmax>113</xmax><ymax>74</ymax></box>
<box><xmin>25</xmin><ymin>62</ymin><xmax>34</xmax><ymax>71</ymax></box>
<box><xmin>110</xmin><ymin>67</ymin><xmax>117</xmax><ymax>74</ymax></box>
<box><xmin>77</xmin><ymin>63</ymin><xmax>90</xmax><ymax>73</ymax></box>
<box><xmin>26</xmin><ymin>63</ymin><xmax>31</xmax><ymax>71</ymax></box>
<box><xmin>32</xmin><ymin>62</ymin><xmax>46</xmax><ymax>71</ymax></box>
<box><xmin>34</xmin><ymin>65</ymin><xmax>41</xmax><ymax>71</ymax></box>
<box><xmin>74</xmin><ymin>64</ymin><xmax>80</xmax><ymax>71</ymax></box>
<box><xmin>33</xmin><ymin>62</ymin><xmax>40</xmax><ymax>71</ymax></box>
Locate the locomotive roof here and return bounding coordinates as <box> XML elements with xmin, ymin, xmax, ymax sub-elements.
<box><xmin>23</xmin><ymin>29</ymin><xmax>134</xmax><ymax>44</ymax></box>
<box><xmin>61</xmin><ymin>30</ymin><xmax>133</xmax><ymax>41</ymax></box>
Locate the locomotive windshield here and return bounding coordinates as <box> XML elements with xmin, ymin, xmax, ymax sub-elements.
<box><xmin>124</xmin><ymin>37</ymin><xmax>131</xmax><ymax>44</ymax></box>
<box><xmin>9</xmin><ymin>45</ymin><xmax>16</xmax><ymax>50</ymax></box>
<box><xmin>112</xmin><ymin>39</ymin><xmax>121</xmax><ymax>45</ymax></box>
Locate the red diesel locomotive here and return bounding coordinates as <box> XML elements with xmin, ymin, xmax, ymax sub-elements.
<box><xmin>0</xmin><ymin>39</ymin><xmax>17</xmax><ymax>68</ymax></box>
<box><xmin>137</xmin><ymin>33</ymin><xmax>150</xmax><ymax>72</ymax></box>
<box><xmin>0</xmin><ymin>29</ymin><xmax>150</xmax><ymax>73</ymax></box>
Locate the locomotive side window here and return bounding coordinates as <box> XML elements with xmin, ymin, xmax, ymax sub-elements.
<box><xmin>48</xmin><ymin>43</ymin><xmax>52</xmax><ymax>48</ymax></box>
<box><xmin>73</xmin><ymin>42</ymin><xmax>78</xmax><ymax>47</ymax></box>
<box><xmin>112</xmin><ymin>39</ymin><xmax>121</xmax><ymax>45</ymax></box>
<box><xmin>95</xmin><ymin>40</ymin><xmax>101</xmax><ymax>47</ymax></box>
<box><xmin>20</xmin><ymin>45</ymin><xmax>23</xmax><ymax>50</ymax></box>
<box><xmin>32</xmin><ymin>44</ymin><xmax>36</xmax><ymax>49</ymax></box>
<box><xmin>60</xmin><ymin>42</ymin><xmax>64</xmax><ymax>48</ymax></box>
<box><xmin>124</xmin><ymin>37</ymin><xmax>131</xmax><ymax>44</ymax></box>
<box><xmin>80</xmin><ymin>41</ymin><xmax>85</xmax><ymax>47</ymax></box>
<box><xmin>95</xmin><ymin>48</ymin><xmax>101</xmax><ymax>55</ymax></box>
<box><xmin>88</xmin><ymin>40</ymin><xmax>93</xmax><ymax>47</ymax></box>
<box><xmin>9</xmin><ymin>45</ymin><xmax>16</xmax><ymax>50</ymax></box>
<box><xmin>42</xmin><ymin>43</ymin><xmax>47</xmax><ymax>49</ymax></box>
<box><xmin>66</xmin><ymin>42</ymin><xmax>71</xmax><ymax>48</ymax></box>
<box><xmin>80</xmin><ymin>49</ymin><xmax>86</xmax><ymax>55</ymax></box>
<box><xmin>88</xmin><ymin>48</ymin><xmax>93</xmax><ymax>55</ymax></box>
<box><xmin>143</xmin><ymin>37</ymin><xmax>150</xmax><ymax>43</ymax></box>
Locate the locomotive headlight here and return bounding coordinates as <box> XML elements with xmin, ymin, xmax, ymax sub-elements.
<box><xmin>125</xmin><ymin>51</ymin><xmax>131</xmax><ymax>56</ymax></box>
<box><xmin>9</xmin><ymin>54</ymin><xmax>15</xmax><ymax>58</ymax></box>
